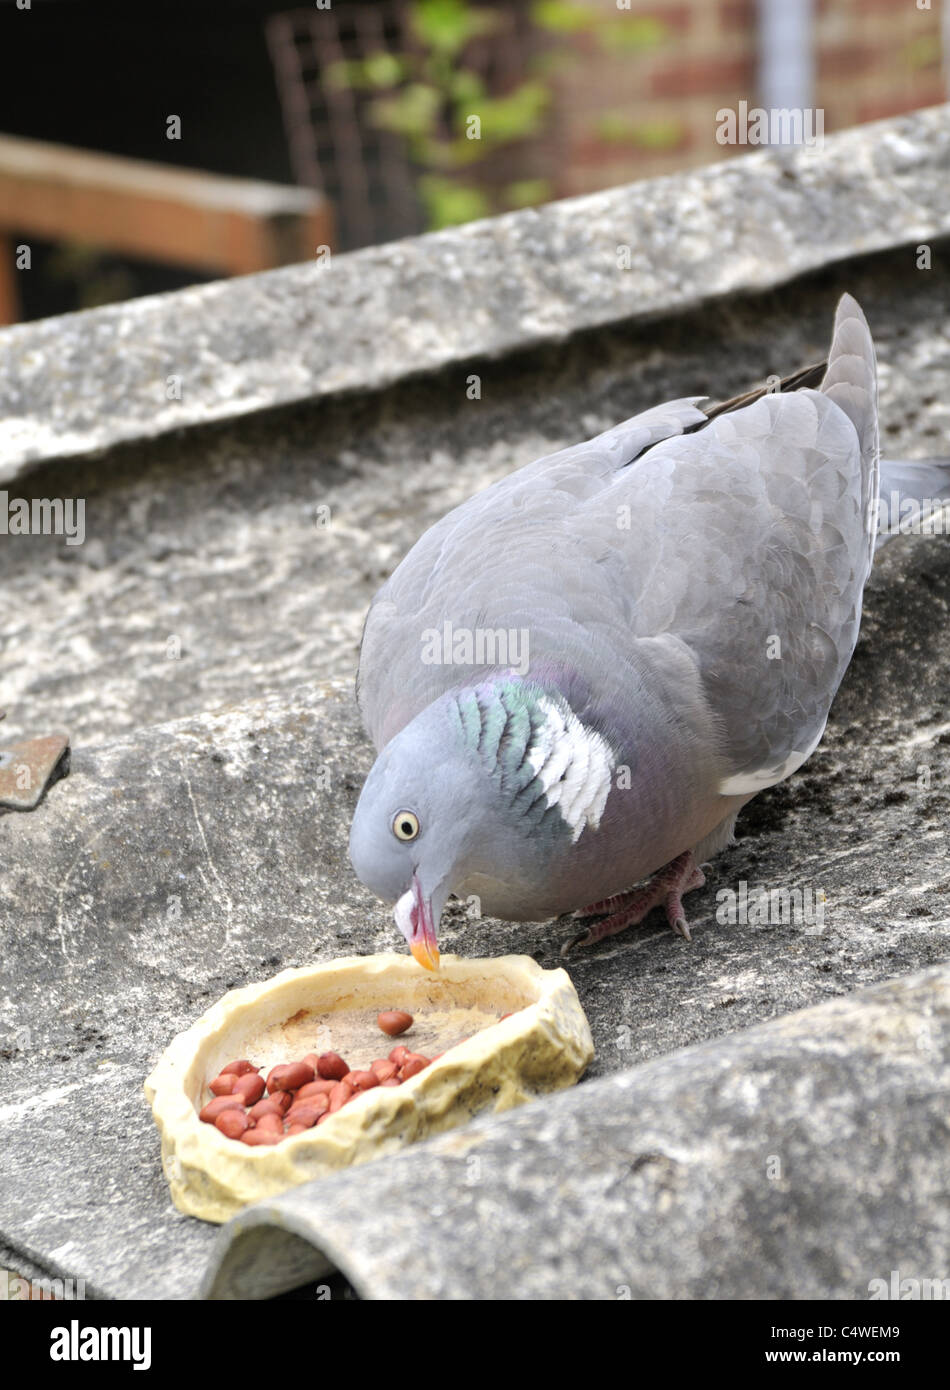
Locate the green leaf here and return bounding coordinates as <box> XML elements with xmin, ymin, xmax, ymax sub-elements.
<box><xmin>362</xmin><ymin>51</ymin><xmax>406</xmax><ymax>88</ymax></box>
<box><xmin>324</xmin><ymin>59</ymin><xmax>363</xmax><ymax>92</ymax></box>
<box><xmin>503</xmin><ymin>178</ymin><xmax>552</xmax><ymax>208</ymax></box>
<box><xmin>448</xmin><ymin>68</ymin><xmax>487</xmax><ymax>104</ymax></box>
<box><xmin>595</xmin><ymin>17</ymin><xmax>666</xmax><ymax>51</ymax></box>
<box><xmin>593</xmin><ymin>113</ymin><xmax>685</xmax><ymax>149</ymax></box>
<box><xmin>418</xmin><ymin>175</ymin><xmax>492</xmax><ymax>228</ymax></box>
<box><xmin>468</xmin><ymin>80</ymin><xmax>550</xmax><ymax>143</ymax></box>
<box><xmin>411</xmin><ymin>0</ymin><xmax>500</xmax><ymax>57</ymax></box>
<box><xmin>369</xmin><ymin>83</ymin><xmax>442</xmax><ymax>139</ymax></box>
<box><xmin>530</xmin><ymin>0</ymin><xmax>596</xmax><ymax>33</ymax></box>
<box><xmin>903</xmin><ymin>34</ymin><xmax>941</xmax><ymax>69</ymax></box>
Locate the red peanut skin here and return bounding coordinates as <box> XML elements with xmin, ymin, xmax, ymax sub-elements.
<box><xmin>248</xmin><ymin>1097</ymin><xmax>284</xmax><ymax>1121</ymax></box>
<box><xmin>287</xmin><ymin>1093</ymin><xmax>329</xmax><ymax>1120</ymax></box>
<box><xmin>283</xmin><ymin>1106</ymin><xmax>323</xmax><ymax>1129</ymax></box>
<box><xmin>377</xmin><ymin>1010</ymin><xmax>413</xmax><ymax>1037</ymax></box>
<box><xmin>255</xmin><ymin>1112</ymin><xmax>284</xmax><ymax>1136</ymax></box>
<box><xmin>379</xmin><ymin>1078</ymin><xmax>402</xmax><ymax>1087</ymax></box>
<box><xmin>233</xmin><ymin>1072</ymin><xmax>266</xmax><ymax>1105</ymax></box>
<box><xmin>220</xmin><ymin>1059</ymin><xmax>259</xmax><ymax>1077</ymax></box>
<box><xmin>209</xmin><ymin>1073</ymin><xmax>242</xmax><ymax>1096</ymax></box>
<box><xmin>296</xmin><ymin>1078</ymin><xmax>336</xmax><ymax>1101</ymax></box>
<box><xmin>388</xmin><ymin>1045</ymin><xmax>410</xmax><ymax>1066</ymax></box>
<box><xmin>199</xmin><ymin>1095</ymin><xmax>246</xmax><ymax>1123</ymax></box>
<box><xmin>398</xmin><ymin>1055</ymin><xmax>430</xmax><ymax>1081</ymax></box>
<box><xmin>328</xmin><ymin>1081</ymin><xmax>354</xmax><ymax>1112</ymax></box>
<box><xmin>343</xmin><ymin>1070</ymin><xmax>379</xmax><ymax>1091</ymax></box>
<box><xmin>266</xmin><ymin>1061</ymin><xmax>315</xmax><ymax>1094</ymax></box>
<box><xmin>316</xmin><ymin>1052</ymin><xmax>349</xmax><ymax>1082</ymax></box>
<box><xmin>241</xmin><ymin>1129</ymin><xmax>283</xmax><ymax>1146</ymax></box>
<box><xmin>370</xmin><ymin>1059</ymin><xmax>398</xmax><ymax>1082</ymax></box>
<box><xmin>215</xmin><ymin>1109</ymin><xmax>250</xmax><ymax>1139</ymax></box>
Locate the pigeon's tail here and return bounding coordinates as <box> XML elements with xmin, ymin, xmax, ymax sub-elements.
<box><xmin>820</xmin><ymin>293</ymin><xmax>879</xmax><ymax>561</ymax></box>
<box><xmin>876</xmin><ymin>457</ymin><xmax>950</xmax><ymax>548</ymax></box>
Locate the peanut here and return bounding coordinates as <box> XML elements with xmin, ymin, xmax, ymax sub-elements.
<box><xmin>215</xmin><ymin>1109</ymin><xmax>250</xmax><ymax>1139</ymax></box>
<box><xmin>241</xmin><ymin>1129</ymin><xmax>283</xmax><ymax>1146</ymax></box>
<box><xmin>343</xmin><ymin>1070</ymin><xmax>379</xmax><ymax>1091</ymax></box>
<box><xmin>287</xmin><ymin>1093</ymin><xmax>329</xmax><ymax>1120</ymax></box>
<box><xmin>199</xmin><ymin>1095</ymin><xmax>246</xmax><ymax>1123</ymax></box>
<box><xmin>316</xmin><ymin>1052</ymin><xmax>349</xmax><ymax>1082</ymax></box>
<box><xmin>209</xmin><ymin>1073</ymin><xmax>241</xmax><ymax>1096</ymax></box>
<box><xmin>266</xmin><ymin>1061</ymin><xmax>315</xmax><ymax>1094</ymax></box>
<box><xmin>370</xmin><ymin>1059</ymin><xmax>398</xmax><ymax>1082</ymax></box>
<box><xmin>328</xmin><ymin>1080</ymin><xmax>354</xmax><ymax>1112</ymax></box>
<box><xmin>284</xmin><ymin>1105</ymin><xmax>322</xmax><ymax>1129</ymax></box>
<box><xmin>248</xmin><ymin>1097</ymin><xmax>284</xmax><ymax>1121</ymax></box>
<box><xmin>233</xmin><ymin>1072</ymin><xmax>265</xmax><ymax>1105</ymax></box>
<box><xmin>399</xmin><ymin>1054</ymin><xmax>430</xmax><ymax>1081</ymax></box>
<box><xmin>296</xmin><ymin>1078</ymin><xmax>336</xmax><ymax>1101</ymax></box>
<box><xmin>377</xmin><ymin>1010</ymin><xmax>413</xmax><ymax>1037</ymax></box>
<box><xmin>220</xmin><ymin>1059</ymin><xmax>259</xmax><ymax>1077</ymax></box>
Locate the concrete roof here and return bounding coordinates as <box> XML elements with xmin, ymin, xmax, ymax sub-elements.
<box><xmin>1</xmin><ymin>104</ymin><xmax>949</xmax><ymax>1299</ymax></box>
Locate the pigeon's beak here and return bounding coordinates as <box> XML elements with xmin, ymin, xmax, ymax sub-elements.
<box><xmin>394</xmin><ymin>873</ymin><xmax>441</xmax><ymax>971</ymax></box>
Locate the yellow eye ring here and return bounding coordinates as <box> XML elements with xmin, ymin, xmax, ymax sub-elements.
<box><xmin>392</xmin><ymin>810</ymin><xmax>420</xmax><ymax>842</ymax></box>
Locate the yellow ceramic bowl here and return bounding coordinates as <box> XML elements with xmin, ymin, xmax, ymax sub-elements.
<box><xmin>144</xmin><ymin>952</ymin><xmax>594</xmax><ymax>1223</ymax></box>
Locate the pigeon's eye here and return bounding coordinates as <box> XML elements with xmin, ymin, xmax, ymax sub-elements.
<box><xmin>392</xmin><ymin>810</ymin><xmax>420</xmax><ymax>842</ymax></box>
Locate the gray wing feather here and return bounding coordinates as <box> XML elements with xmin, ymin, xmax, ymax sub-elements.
<box><xmin>357</xmin><ymin>398</ymin><xmax>708</xmax><ymax>749</ymax></box>
<box><xmin>358</xmin><ymin>296</ymin><xmax>879</xmax><ymax>793</ymax></box>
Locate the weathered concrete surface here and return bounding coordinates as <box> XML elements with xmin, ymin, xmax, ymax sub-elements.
<box><xmin>206</xmin><ymin>963</ymin><xmax>950</xmax><ymax>1300</ymax></box>
<box><xmin>1</xmin><ymin>106</ymin><xmax>949</xmax><ymax>480</ymax></box>
<box><xmin>1</xmin><ymin>106</ymin><xmax>950</xmax><ymax>1299</ymax></box>
<box><xmin>0</xmin><ymin>632</ymin><xmax>948</xmax><ymax>1297</ymax></box>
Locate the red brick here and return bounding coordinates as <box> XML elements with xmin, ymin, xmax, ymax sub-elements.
<box><xmin>719</xmin><ymin>0</ymin><xmax>754</xmax><ymax>28</ymax></box>
<box><xmin>818</xmin><ymin>46</ymin><xmax>882</xmax><ymax>81</ymax></box>
<box><xmin>856</xmin><ymin>0</ymin><xmax>926</xmax><ymax>11</ymax></box>
<box><xmin>571</xmin><ymin>127</ymin><xmax>694</xmax><ymax>167</ymax></box>
<box><xmin>650</xmin><ymin>56</ymin><xmax>753</xmax><ymax>97</ymax></box>
<box><xmin>857</xmin><ymin>84</ymin><xmax>948</xmax><ymax>123</ymax></box>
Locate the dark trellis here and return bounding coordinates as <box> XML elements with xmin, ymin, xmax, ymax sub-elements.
<box><xmin>265</xmin><ymin>2</ymin><xmax>541</xmax><ymax>251</ymax></box>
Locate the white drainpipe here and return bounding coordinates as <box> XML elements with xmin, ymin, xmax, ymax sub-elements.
<box><xmin>757</xmin><ymin>0</ymin><xmax>815</xmax><ymax>144</ymax></box>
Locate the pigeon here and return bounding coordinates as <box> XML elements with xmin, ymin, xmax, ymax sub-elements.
<box><xmin>349</xmin><ymin>295</ymin><xmax>950</xmax><ymax>968</ymax></box>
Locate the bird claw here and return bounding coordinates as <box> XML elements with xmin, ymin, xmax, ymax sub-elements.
<box><xmin>559</xmin><ymin>929</ymin><xmax>588</xmax><ymax>957</ymax></box>
<box><xmin>671</xmin><ymin>915</ymin><xmax>692</xmax><ymax>942</ymax></box>
<box><xmin>560</xmin><ymin>851</ymin><xmax>704</xmax><ymax>953</ymax></box>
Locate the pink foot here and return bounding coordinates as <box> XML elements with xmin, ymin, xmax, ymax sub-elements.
<box><xmin>561</xmin><ymin>851</ymin><xmax>705</xmax><ymax>954</ymax></box>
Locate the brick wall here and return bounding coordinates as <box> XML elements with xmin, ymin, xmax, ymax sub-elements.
<box><xmin>550</xmin><ymin>0</ymin><xmax>946</xmax><ymax>198</ymax></box>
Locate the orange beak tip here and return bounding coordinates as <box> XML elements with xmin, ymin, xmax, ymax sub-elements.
<box><xmin>410</xmin><ymin>939</ymin><xmax>441</xmax><ymax>971</ymax></box>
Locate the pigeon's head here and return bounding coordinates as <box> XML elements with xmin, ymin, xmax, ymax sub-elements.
<box><xmin>348</xmin><ymin>692</ymin><xmax>495</xmax><ymax>971</ymax></box>
<box><xmin>350</xmin><ymin>677</ymin><xmax>616</xmax><ymax>969</ymax></box>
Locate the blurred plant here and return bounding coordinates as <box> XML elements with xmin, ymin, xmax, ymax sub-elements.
<box><xmin>326</xmin><ymin>0</ymin><xmax>667</xmax><ymax>230</ymax></box>
<box><xmin>594</xmin><ymin>114</ymin><xmax>686</xmax><ymax>151</ymax></box>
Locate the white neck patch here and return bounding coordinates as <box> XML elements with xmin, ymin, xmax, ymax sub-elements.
<box><xmin>527</xmin><ymin>696</ymin><xmax>615</xmax><ymax>843</ymax></box>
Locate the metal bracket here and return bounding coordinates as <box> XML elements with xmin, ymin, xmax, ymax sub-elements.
<box><xmin>0</xmin><ymin>713</ymin><xmax>71</xmax><ymax>811</ymax></box>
